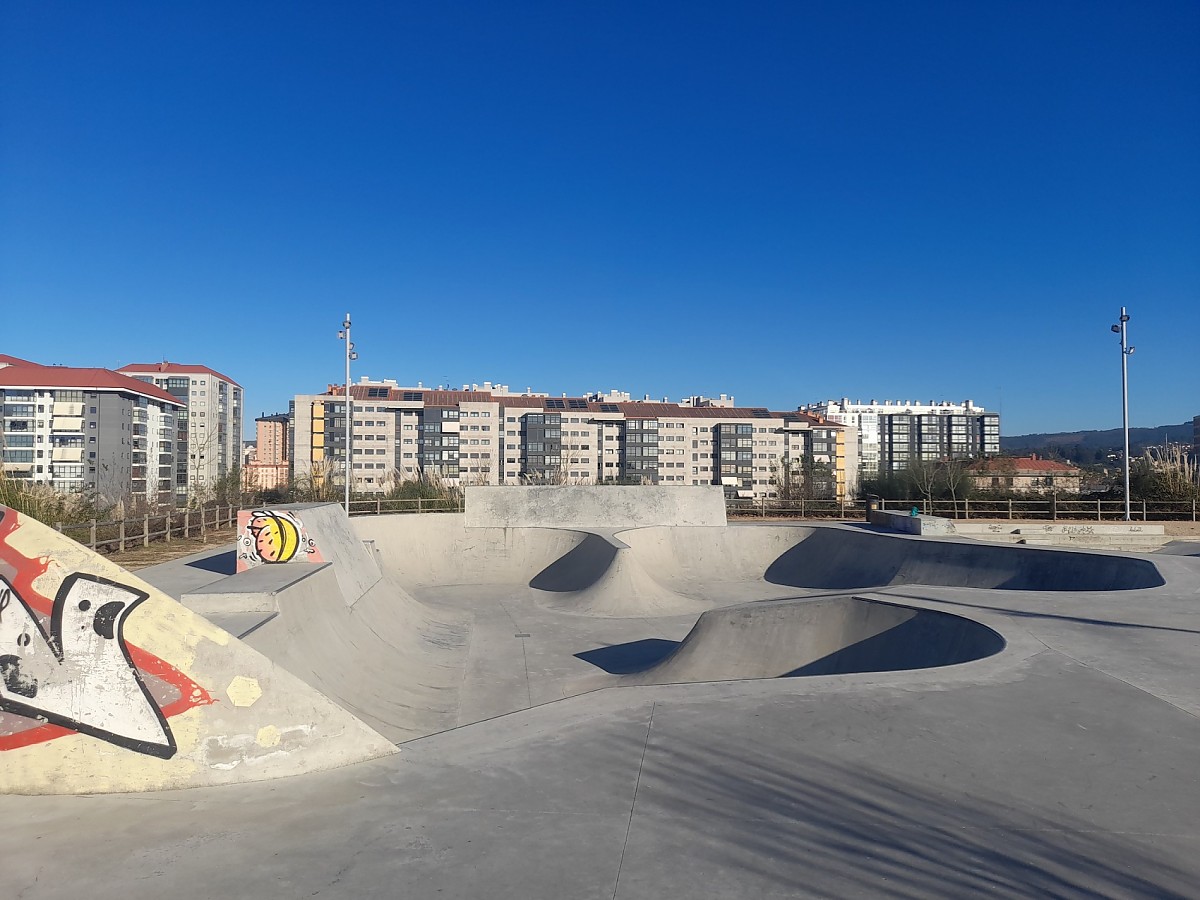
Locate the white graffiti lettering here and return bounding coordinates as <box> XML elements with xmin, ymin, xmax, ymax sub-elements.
<box><xmin>0</xmin><ymin>574</ymin><xmax>175</xmax><ymax>758</ymax></box>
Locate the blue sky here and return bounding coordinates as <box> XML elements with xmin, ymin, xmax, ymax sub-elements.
<box><xmin>2</xmin><ymin>1</ymin><xmax>1197</xmax><ymax>438</ymax></box>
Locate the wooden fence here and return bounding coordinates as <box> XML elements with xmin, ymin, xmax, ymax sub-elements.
<box><xmin>55</xmin><ymin>505</ymin><xmax>239</xmax><ymax>554</ymax></box>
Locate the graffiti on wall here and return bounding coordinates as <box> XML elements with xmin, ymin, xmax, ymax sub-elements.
<box><xmin>237</xmin><ymin>510</ymin><xmax>324</xmax><ymax>570</ymax></box>
<box><xmin>0</xmin><ymin>508</ymin><xmax>212</xmax><ymax>758</ymax></box>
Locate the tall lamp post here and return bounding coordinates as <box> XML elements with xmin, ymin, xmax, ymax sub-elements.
<box><xmin>338</xmin><ymin>313</ymin><xmax>358</xmax><ymax>511</ymax></box>
<box><xmin>1110</xmin><ymin>308</ymin><xmax>1134</xmax><ymax>521</ymax></box>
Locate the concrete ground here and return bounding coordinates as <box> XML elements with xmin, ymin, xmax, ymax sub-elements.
<box><xmin>2</xmin><ymin>521</ymin><xmax>1198</xmax><ymax>898</ymax></box>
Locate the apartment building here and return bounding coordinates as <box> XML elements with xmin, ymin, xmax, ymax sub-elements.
<box><xmin>799</xmin><ymin>398</ymin><xmax>999</xmax><ymax>476</ymax></box>
<box><xmin>0</xmin><ymin>354</ymin><xmax>183</xmax><ymax>505</ymax></box>
<box><xmin>290</xmin><ymin>380</ymin><xmax>856</xmax><ymax>500</ymax></box>
<box><xmin>118</xmin><ymin>362</ymin><xmax>243</xmax><ymax>501</ymax></box>
<box><xmin>245</xmin><ymin>413</ymin><xmax>289</xmax><ymax>491</ymax></box>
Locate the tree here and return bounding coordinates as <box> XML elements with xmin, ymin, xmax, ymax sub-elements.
<box><xmin>903</xmin><ymin>459</ymin><xmax>941</xmax><ymax>508</ymax></box>
<box><xmin>940</xmin><ymin>456</ymin><xmax>975</xmax><ymax>514</ymax></box>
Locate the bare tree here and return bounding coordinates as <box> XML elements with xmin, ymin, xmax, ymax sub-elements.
<box><xmin>940</xmin><ymin>456</ymin><xmax>974</xmax><ymax>517</ymax></box>
<box><xmin>903</xmin><ymin>458</ymin><xmax>940</xmax><ymax>510</ymax></box>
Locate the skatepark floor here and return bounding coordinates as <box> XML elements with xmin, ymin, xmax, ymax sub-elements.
<box><xmin>3</xmin><ymin>521</ymin><xmax>1199</xmax><ymax>899</ymax></box>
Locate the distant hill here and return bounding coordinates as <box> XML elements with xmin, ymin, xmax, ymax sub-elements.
<box><xmin>1001</xmin><ymin>421</ymin><xmax>1194</xmax><ymax>464</ymax></box>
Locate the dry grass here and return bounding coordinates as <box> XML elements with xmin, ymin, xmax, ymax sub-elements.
<box><xmin>106</xmin><ymin>526</ymin><xmax>238</xmax><ymax>571</ymax></box>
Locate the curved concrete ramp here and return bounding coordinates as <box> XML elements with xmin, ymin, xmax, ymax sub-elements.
<box><xmin>0</xmin><ymin>506</ymin><xmax>395</xmax><ymax>795</ymax></box>
<box><xmin>622</xmin><ymin>595</ymin><xmax>1006</xmax><ymax>685</ymax></box>
<box><xmin>764</xmin><ymin>526</ymin><xmax>1165</xmax><ymax>591</ymax></box>
<box><xmin>353</xmin><ymin>514</ymin><xmax>589</xmax><ymax>588</ymax></box>
<box><xmin>237</xmin><ymin>559</ymin><xmax>471</xmax><ymax>743</ymax></box>
<box><xmin>530</xmin><ymin>531</ymin><xmax>708</xmax><ymax>617</ymax></box>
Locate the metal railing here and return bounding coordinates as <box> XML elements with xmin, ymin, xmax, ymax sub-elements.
<box><xmin>343</xmin><ymin>495</ymin><xmax>1196</xmax><ymax>521</ymax></box>
<box><xmin>869</xmin><ymin>497</ymin><xmax>1198</xmax><ymax>522</ymax></box>
<box><xmin>346</xmin><ymin>497</ymin><xmax>465</xmax><ymax>516</ymax></box>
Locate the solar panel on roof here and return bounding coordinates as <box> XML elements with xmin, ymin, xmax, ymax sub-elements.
<box><xmin>402</xmin><ymin>391</ymin><xmax>423</xmax><ymax>401</ymax></box>
<box><xmin>752</xmin><ymin>409</ymin><xmax>771</xmax><ymax>417</ymax></box>
<box><xmin>599</xmin><ymin>403</ymin><xmax>620</xmax><ymax>412</ymax></box>
<box><xmin>366</xmin><ymin>387</ymin><xmax>388</xmax><ymax>398</ymax></box>
<box><xmin>546</xmin><ymin>398</ymin><xmax>566</xmax><ymax>408</ymax></box>
<box><xmin>568</xmin><ymin>398</ymin><xmax>588</xmax><ymax>409</ymax></box>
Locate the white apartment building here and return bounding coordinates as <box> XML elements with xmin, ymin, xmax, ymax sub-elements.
<box><xmin>0</xmin><ymin>355</ymin><xmax>183</xmax><ymax>505</ymax></box>
<box><xmin>291</xmin><ymin>380</ymin><xmax>857</xmax><ymax>500</ymax></box>
<box><xmin>118</xmin><ymin>362</ymin><xmax>243</xmax><ymax>502</ymax></box>
<box><xmin>799</xmin><ymin>398</ymin><xmax>1000</xmax><ymax>476</ymax></box>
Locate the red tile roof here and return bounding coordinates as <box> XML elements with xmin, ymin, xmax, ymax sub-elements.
<box><xmin>0</xmin><ymin>362</ymin><xmax>182</xmax><ymax>405</ymax></box>
<box><xmin>0</xmin><ymin>354</ymin><xmax>41</xmax><ymax>367</ymax></box>
<box><xmin>117</xmin><ymin>361</ymin><xmax>241</xmax><ymax>387</ymax></box>
<box><xmin>968</xmin><ymin>456</ymin><xmax>1080</xmax><ymax>474</ymax></box>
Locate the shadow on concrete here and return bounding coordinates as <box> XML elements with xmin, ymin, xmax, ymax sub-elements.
<box><xmin>764</xmin><ymin>528</ymin><xmax>1165</xmax><ymax>592</ymax></box>
<box><xmin>575</xmin><ymin>639</ymin><xmax>680</xmax><ymax>674</ymax></box>
<box><xmin>784</xmin><ymin>611</ymin><xmax>1006</xmax><ymax>677</ymax></box>
<box><xmin>185</xmin><ymin>549</ymin><xmax>237</xmax><ymax>575</ymax></box>
<box><xmin>530</xmin><ymin>534</ymin><xmax>616</xmax><ymax>591</ymax></box>
<box><xmin>886</xmin><ymin>590</ymin><xmax>1200</xmax><ymax>637</ymax></box>
<box><xmin>606</xmin><ymin>597</ymin><xmax>1006</xmax><ymax>685</ymax></box>
<box><xmin>606</xmin><ymin>725</ymin><xmax>1197</xmax><ymax>898</ymax></box>
<box><xmin>1157</xmin><ymin>541</ymin><xmax>1200</xmax><ymax>557</ymax></box>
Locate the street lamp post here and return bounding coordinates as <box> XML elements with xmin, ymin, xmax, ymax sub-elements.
<box><xmin>1110</xmin><ymin>308</ymin><xmax>1134</xmax><ymax>521</ymax></box>
<box><xmin>338</xmin><ymin>313</ymin><xmax>358</xmax><ymax>511</ymax></box>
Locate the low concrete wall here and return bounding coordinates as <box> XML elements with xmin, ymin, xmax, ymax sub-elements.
<box><xmin>464</xmin><ymin>485</ymin><xmax>727</xmax><ymax>529</ymax></box>
<box><xmin>869</xmin><ymin>509</ymin><xmax>956</xmax><ymax>535</ymax></box>
<box><xmin>953</xmin><ymin>522</ymin><xmax>1166</xmax><ymax>536</ymax></box>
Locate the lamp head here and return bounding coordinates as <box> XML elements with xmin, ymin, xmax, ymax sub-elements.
<box><xmin>1110</xmin><ymin>324</ymin><xmax>1120</xmax><ymax>333</ymax></box>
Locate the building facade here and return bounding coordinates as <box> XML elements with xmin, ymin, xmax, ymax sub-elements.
<box><xmin>247</xmin><ymin>413</ymin><xmax>290</xmax><ymax>491</ymax></box>
<box><xmin>966</xmin><ymin>456</ymin><xmax>1082</xmax><ymax>494</ymax></box>
<box><xmin>799</xmin><ymin>398</ymin><xmax>1000</xmax><ymax>476</ymax></box>
<box><xmin>118</xmin><ymin>362</ymin><xmax>243</xmax><ymax>502</ymax></box>
<box><xmin>0</xmin><ymin>355</ymin><xmax>183</xmax><ymax>506</ymax></box>
<box><xmin>290</xmin><ymin>381</ymin><xmax>857</xmax><ymax>500</ymax></box>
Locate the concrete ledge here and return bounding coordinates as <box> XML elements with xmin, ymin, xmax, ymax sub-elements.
<box><xmin>182</xmin><ymin>563</ymin><xmax>333</xmax><ymax>615</ymax></box>
<box><xmin>464</xmin><ymin>485</ymin><xmax>728</xmax><ymax>529</ymax></box>
<box><xmin>953</xmin><ymin>522</ymin><xmax>1166</xmax><ymax>536</ymax></box>
<box><xmin>868</xmin><ymin>509</ymin><xmax>956</xmax><ymax>535</ymax></box>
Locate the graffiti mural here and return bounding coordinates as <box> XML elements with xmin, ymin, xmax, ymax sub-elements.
<box><xmin>237</xmin><ymin>509</ymin><xmax>324</xmax><ymax>571</ymax></box>
<box><xmin>0</xmin><ymin>573</ymin><xmax>177</xmax><ymax>757</ymax></box>
<box><xmin>0</xmin><ymin>509</ymin><xmax>212</xmax><ymax>758</ymax></box>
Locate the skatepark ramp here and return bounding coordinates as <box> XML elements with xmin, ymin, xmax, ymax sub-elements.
<box><xmin>0</xmin><ymin>505</ymin><xmax>395</xmax><ymax>795</ymax></box>
<box><xmin>529</xmin><ymin>531</ymin><xmax>709</xmax><ymax>617</ymax></box>
<box><xmin>355</xmin><ymin>516</ymin><xmax>1165</xmax><ymax>603</ymax></box>
<box><xmin>188</xmin><ymin>504</ymin><xmax>471</xmax><ymax>743</ymax></box>
<box><xmin>762</xmin><ymin>527</ymin><xmax>1165</xmax><ymax>591</ymax></box>
<box><xmin>620</xmin><ymin>595</ymin><xmax>1006</xmax><ymax>685</ymax></box>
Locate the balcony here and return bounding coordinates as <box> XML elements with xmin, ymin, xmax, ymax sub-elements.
<box><xmin>51</xmin><ymin>417</ymin><xmax>84</xmax><ymax>432</ymax></box>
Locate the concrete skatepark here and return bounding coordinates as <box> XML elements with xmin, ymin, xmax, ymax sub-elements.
<box><xmin>2</xmin><ymin>486</ymin><xmax>1199</xmax><ymax>897</ymax></box>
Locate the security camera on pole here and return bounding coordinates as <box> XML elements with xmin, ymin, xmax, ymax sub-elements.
<box><xmin>338</xmin><ymin>313</ymin><xmax>358</xmax><ymax>511</ymax></box>
<box><xmin>1110</xmin><ymin>308</ymin><xmax>1134</xmax><ymax>521</ymax></box>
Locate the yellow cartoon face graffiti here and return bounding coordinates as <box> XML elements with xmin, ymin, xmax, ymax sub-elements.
<box><xmin>248</xmin><ymin>512</ymin><xmax>301</xmax><ymax>563</ymax></box>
